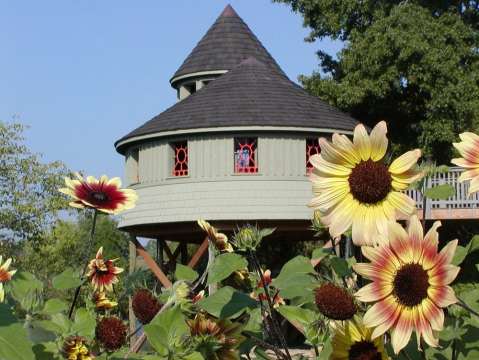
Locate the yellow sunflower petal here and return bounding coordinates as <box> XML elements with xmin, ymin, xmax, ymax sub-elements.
<box><xmin>390</xmin><ymin>307</ymin><xmax>414</xmax><ymax>354</ymax></box>
<box><xmin>310</xmin><ymin>155</ymin><xmax>352</xmax><ymax>177</ymax></box>
<box><xmin>388</xmin><ymin>221</ymin><xmax>414</xmax><ymax>263</ymax></box>
<box><xmin>332</xmin><ymin>133</ymin><xmax>361</xmax><ymax>164</ymax></box>
<box><xmin>451</xmin><ymin>157</ymin><xmax>479</xmax><ymax>168</ymax></box>
<box><xmin>421</xmin><ymin>298</ymin><xmax>444</xmax><ymax>331</ymax></box>
<box><xmin>319</xmin><ymin>138</ymin><xmax>356</xmax><ymax>167</ymax></box>
<box><xmin>428</xmin><ymin>285</ymin><xmax>457</xmax><ymax>307</ymax></box>
<box><xmin>363</xmin><ymin>296</ymin><xmax>399</xmax><ymax>329</ymax></box>
<box><xmin>355</xmin><ymin>282</ymin><xmax>393</xmax><ymax>303</ymax></box>
<box><xmin>353</xmin><ymin>123</ymin><xmax>371</xmax><ymax>161</ymax></box>
<box><xmin>389</xmin><ymin>149</ymin><xmax>421</xmax><ymax>175</ymax></box>
<box><xmin>386</xmin><ymin>191</ymin><xmax>416</xmax><ymax>216</ymax></box>
<box><xmin>428</xmin><ymin>264</ymin><xmax>460</xmax><ymax>287</ymax></box>
<box><xmin>369</xmin><ymin>121</ymin><xmax>388</xmax><ymax>161</ymax></box>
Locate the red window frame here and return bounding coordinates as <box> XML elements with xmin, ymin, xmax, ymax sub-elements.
<box><xmin>234</xmin><ymin>138</ymin><xmax>258</xmax><ymax>173</ymax></box>
<box><xmin>306</xmin><ymin>138</ymin><xmax>321</xmax><ymax>174</ymax></box>
<box><xmin>172</xmin><ymin>141</ymin><xmax>188</xmax><ymax>176</ymax></box>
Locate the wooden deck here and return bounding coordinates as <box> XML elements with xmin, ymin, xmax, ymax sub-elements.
<box><xmin>405</xmin><ymin>167</ymin><xmax>479</xmax><ymax>220</ymax></box>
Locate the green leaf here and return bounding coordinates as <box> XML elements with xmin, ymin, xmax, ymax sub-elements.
<box><xmin>52</xmin><ymin>267</ymin><xmax>82</xmax><ymax>290</ymax></box>
<box><xmin>40</xmin><ymin>298</ymin><xmax>68</xmax><ymax>315</ymax></box>
<box><xmin>71</xmin><ymin>308</ymin><xmax>95</xmax><ymax>337</ymax></box>
<box><xmin>452</xmin><ymin>236</ymin><xmax>479</xmax><ymax>266</ymax></box>
<box><xmin>9</xmin><ymin>271</ymin><xmax>43</xmax><ymax>311</ymax></box>
<box><xmin>0</xmin><ymin>303</ymin><xmax>35</xmax><ymax>360</ymax></box>
<box><xmin>207</xmin><ymin>253</ymin><xmax>248</xmax><ymax>285</ymax></box>
<box><xmin>330</xmin><ymin>256</ymin><xmax>352</xmax><ymax>277</ymax></box>
<box><xmin>318</xmin><ymin>338</ymin><xmax>333</xmax><ymax>360</ymax></box>
<box><xmin>175</xmin><ymin>263</ymin><xmax>198</xmax><ymax>282</ymax></box>
<box><xmin>144</xmin><ymin>305</ymin><xmax>189</xmax><ymax>356</ymax></box>
<box><xmin>198</xmin><ymin>286</ymin><xmax>257</xmax><ymax>319</ymax></box>
<box><xmin>273</xmin><ymin>256</ymin><xmax>315</xmax><ymax>299</ymax></box>
<box><xmin>312</xmin><ymin>247</ymin><xmax>332</xmax><ymax>260</ymax></box>
<box><xmin>277</xmin><ymin>305</ymin><xmax>316</xmax><ymax>334</ymax></box>
<box><xmin>424</xmin><ymin>184</ymin><xmax>455</xmax><ymax>200</ymax></box>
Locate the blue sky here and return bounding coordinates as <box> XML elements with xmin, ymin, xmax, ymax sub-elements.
<box><xmin>1</xmin><ymin>1</ymin><xmax>341</xmax><ymax>180</ymax></box>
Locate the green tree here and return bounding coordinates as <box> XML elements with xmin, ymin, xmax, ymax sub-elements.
<box><xmin>274</xmin><ymin>0</ymin><xmax>479</xmax><ymax>160</ymax></box>
<box><xmin>20</xmin><ymin>214</ymin><xmax>130</xmax><ymax>282</ymax></box>
<box><xmin>0</xmin><ymin>122</ymin><xmax>69</xmax><ymax>249</ymax></box>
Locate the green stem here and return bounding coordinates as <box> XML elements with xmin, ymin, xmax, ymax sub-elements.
<box><xmin>457</xmin><ymin>297</ymin><xmax>479</xmax><ymax>318</ymax></box>
<box><xmin>68</xmin><ymin>209</ymin><xmax>98</xmax><ymax>319</ymax></box>
<box><xmin>250</xmin><ymin>252</ymin><xmax>292</xmax><ymax>360</ymax></box>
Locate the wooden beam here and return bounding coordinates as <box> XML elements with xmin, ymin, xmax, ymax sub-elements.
<box><xmin>188</xmin><ymin>238</ymin><xmax>209</xmax><ymax>268</ymax></box>
<box><xmin>130</xmin><ymin>237</ymin><xmax>172</xmax><ymax>289</ymax></box>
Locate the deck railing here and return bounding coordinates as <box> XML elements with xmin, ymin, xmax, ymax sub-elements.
<box><xmin>405</xmin><ymin>167</ymin><xmax>479</xmax><ymax>219</ymax></box>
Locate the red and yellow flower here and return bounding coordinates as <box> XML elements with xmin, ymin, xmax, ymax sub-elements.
<box><xmin>59</xmin><ymin>173</ymin><xmax>137</xmax><ymax>214</ymax></box>
<box><xmin>0</xmin><ymin>256</ymin><xmax>16</xmax><ymax>302</ymax></box>
<box><xmin>87</xmin><ymin>247</ymin><xmax>124</xmax><ymax>292</ymax></box>
<box><xmin>353</xmin><ymin>215</ymin><xmax>459</xmax><ymax>354</ymax></box>
<box><xmin>309</xmin><ymin>121</ymin><xmax>422</xmax><ymax>246</ymax></box>
<box><xmin>93</xmin><ymin>291</ymin><xmax>118</xmax><ymax>311</ymax></box>
<box><xmin>198</xmin><ymin>219</ymin><xmax>233</xmax><ymax>252</ymax></box>
<box><xmin>452</xmin><ymin>132</ymin><xmax>479</xmax><ymax>195</ymax></box>
<box><xmin>61</xmin><ymin>336</ymin><xmax>92</xmax><ymax>360</ymax></box>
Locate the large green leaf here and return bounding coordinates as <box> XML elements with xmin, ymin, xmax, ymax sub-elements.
<box><xmin>175</xmin><ymin>263</ymin><xmax>199</xmax><ymax>282</ymax></box>
<box><xmin>277</xmin><ymin>305</ymin><xmax>316</xmax><ymax>327</ymax></box>
<box><xmin>8</xmin><ymin>271</ymin><xmax>43</xmax><ymax>311</ymax></box>
<box><xmin>424</xmin><ymin>184</ymin><xmax>455</xmax><ymax>200</ymax></box>
<box><xmin>330</xmin><ymin>256</ymin><xmax>352</xmax><ymax>277</ymax></box>
<box><xmin>71</xmin><ymin>308</ymin><xmax>95</xmax><ymax>337</ymax></box>
<box><xmin>52</xmin><ymin>267</ymin><xmax>82</xmax><ymax>290</ymax></box>
<box><xmin>144</xmin><ymin>305</ymin><xmax>189</xmax><ymax>356</ymax></box>
<box><xmin>273</xmin><ymin>256</ymin><xmax>315</xmax><ymax>299</ymax></box>
<box><xmin>0</xmin><ymin>303</ymin><xmax>35</xmax><ymax>360</ymax></box>
<box><xmin>452</xmin><ymin>235</ymin><xmax>479</xmax><ymax>266</ymax></box>
<box><xmin>207</xmin><ymin>253</ymin><xmax>248</xmax><ymax>285</ymax></box>
<box><xmin>40</xmin><ymin>298</ymin><xmax>68</xmax><ymax>315</ymax></box>
<box><xmin>198</xmin><ymin>286</ymin><xmax>257</xmax><ymax>319</ymax></box>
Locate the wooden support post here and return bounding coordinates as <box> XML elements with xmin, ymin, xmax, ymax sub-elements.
<box><xmin>188</xmin><ymin>238</ymin><xmax>209</xmax><ymax>268</ymax></box>
<box><xmin>130</xmin><ymin>236</ymin><xmax>172</xmax><ymax>289</ymax></box>
<box><xmin>127</xmin><ymin>236</ymin><xmax>210</xmax><ymax>356</ymax></box>
<box><xmin>128</xmin><ymin>240</ymin><xmax>138</xmax><ymax>346</ymax></box>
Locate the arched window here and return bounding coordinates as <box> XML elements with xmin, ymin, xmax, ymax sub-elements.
<box><xmin>171</xmin><ymin>141</ymin><xmax>188</xmax><ymax>176</ymax></box>
<box><xmin>234</xmin><ymin>138</ymin><xmax>258</xmax><ymax>173</ymax></box>
<box><xmin>306</xmin><ymin>138</ymin><xmax>321</xmax><ymax>174</ymax></box>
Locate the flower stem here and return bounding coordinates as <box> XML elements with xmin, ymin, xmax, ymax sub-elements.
<box><xmin>68</xmin><ymin>209</ymin><xmax>98</xmax><ymax>319</ymax></box>
<box><xmin>457</xmin><ymin>297</ymin><xmax>479</xmax><ymax>318</ymax></box>
<box><xmin>250</xmin><ymin>252</ymin><xmax>292</xmax><ymax>360</ymax></box>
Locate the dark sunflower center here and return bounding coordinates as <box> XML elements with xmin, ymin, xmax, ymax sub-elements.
<box><xmin>349</xmin><ymin>341</ymin><xmax>382</xmax><ymax>360</ymax></box>
<box><xmin>348</xmin><ymin>160</ymin><xmax>392</xmax><ymax>204</ymax></box>
<box><xmin>314</xmin><ymin>283</ymin><xmax>357</xmax><ymax>320</ymax></box>
<box><xmin>393</xmin><ymin>263</ymin><xmax>429</xmax><ymax>307</ymax></box>
<box><xmin>91</xmin><ymin>191</ymin><xmax>108</xmax><ymax>202</ymax></box>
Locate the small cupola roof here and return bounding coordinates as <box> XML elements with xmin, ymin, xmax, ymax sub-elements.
<box><xmin>170</xmin><ymin>4</ymin><xmax>285</xmax><ymax>87</ymax></box>
<box><xmin>116</xmin><ymin>57</ymin><xmax>358</xmax><ymax>153</ymax></box>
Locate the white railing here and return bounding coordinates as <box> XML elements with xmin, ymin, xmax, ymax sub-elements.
<box><xmin>405</xmin><ymin>167</ymin><xmax>479</xmax><ymax>218</ymax></box>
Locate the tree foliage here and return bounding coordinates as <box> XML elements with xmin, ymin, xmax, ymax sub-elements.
<box><xmin>274</xmin><ymin>0</ymin><xmax>479</xmax><ymax>160</ymax></box>
<box><xmin>0</xmin><ymin>122</ymin><xmax>69</xmax><ymax>245</ymax></box>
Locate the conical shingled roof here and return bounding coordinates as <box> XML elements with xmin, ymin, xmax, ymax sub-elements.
<box><xmin>170</xmin><ymin>4</ymin><xmax>285</xmax><ymax>84</ymax></box>
<box><xmin>116</xmin><ymin>57</ymin><xmax>358</xmax><ymax>152</ymax></box>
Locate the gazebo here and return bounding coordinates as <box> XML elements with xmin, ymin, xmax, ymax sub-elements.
<box><xmin>114</xmin><ymin>4</ymin><xmax>358</xmax><ymax>350</ymax></box>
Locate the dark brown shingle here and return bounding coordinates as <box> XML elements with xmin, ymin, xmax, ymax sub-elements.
<box><xmin>170</xmin><ymin>4</ymin><xmax>285</xmax><ymax>83</ymax></box>
<box><xmin>116</xmin><ymin>57</ymin><xmax>358</xmax><ymax>151</ymax></box>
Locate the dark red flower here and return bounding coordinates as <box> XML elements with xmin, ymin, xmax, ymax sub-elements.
<box><xmin>315</xmin><ymin>282</ymin><xmax>357</xmax><ymax>320</ymax></box>
<box><xmin>132</xmin><ymin>289</ymin><xmax>162</xmax><ymax>324</ymax></box>
<box><xmin>59</xmin><ymin>173</ymin><xmax>137</xmax><ymax>214</ymax></box>
<box><xmin>95</xmin><ymin>316</ymin><xmax>127</xmax><ymax>351</ymax></box>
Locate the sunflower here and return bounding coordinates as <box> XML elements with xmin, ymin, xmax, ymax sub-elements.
<box><xmin>0</xmin><ymin>256</ymin><xmax>16</xmax><ymax>302</ymax></box>
<box><xmin>61</xmin><ymin>336</ymin><xmax>92</xmax><ymax>360</ymax></box>
<box><xmin>87</xmin><ymin>247</ymin><xmax>124</xmax><ymax>292</ymax></box>
<box><xmin>197</xmin><ymin>219</ymin><xmax>233</xmax><ymax>252</ymax></box>
<box><xmin>452</xmin><ymin>132</ymin><xmax>479</xmax><ymax>195</ymax></box>
<box><xmin>309</xmin><ymin>121</ymin><xmax>422</xmax><ymax>246</ymax></box>
<box><xmin>59</xmin><ymin>172</ymin><xmax>137</xmax><ymax>214</ymax></box>
<box><xmin>353</xmin><ymin>215</ymin><xmax>459</xmax><ymax>354</ymax></box>
<box><xmin>314</xmin><ymin>282</ymin><xmax>357</xmax><ymax>321</ymax></box>
<box><xmin>331</xmin><ymin>318</ymin><xmax>389</xmax><ymax>360</ymax></box>
<box><xmin>187</xmin><ymin>313</ymin><xmax>244</xmax><ymax>360</ymax></box>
